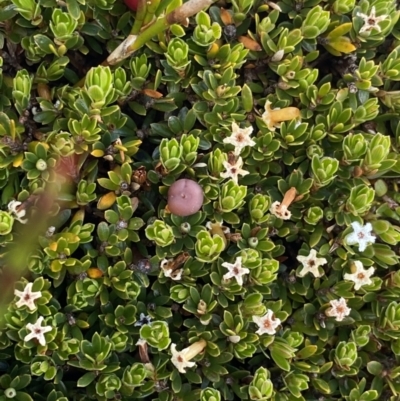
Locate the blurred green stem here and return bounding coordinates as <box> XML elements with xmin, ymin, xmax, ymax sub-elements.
<box><xmin>131</xmin><ymin>0</ymin><xmax>148</xmax><ymax>35</ymax></box>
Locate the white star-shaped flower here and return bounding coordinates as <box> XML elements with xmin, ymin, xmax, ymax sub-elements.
<box><xmin>344</xmin><ymin>261</ymin><xmax>375</xmax><ymax>290</ymax></box>
<box><xmin>220</xmin><ymin>156</ymin><xmax>250</xmax><ymax>184</ymax></box>
<box><xmin>14</xmin><ymin>282</ymin><xmax>42</xmax><ymax>311</ymax></box>
<box><xmin>270</xmin><ymin>201</ymin><xmax>291</xmax><ymax>220</ymax></box>
<box><xmin>357</xmin><ymin>7</ymin><xmax>388</xmax><ymax>34</ymax></box>
<box><xmin>253</xmin><ymin>309</ymin><xmax>281</xmax><ymax>335</ymax></box>
<box><xmin>222</xmin><ymin>257</ymin><xmax>250</xmax><ymax>286</ymax></box>
<box><xmin>170</xmin><ymin>340</ymin><xmax>206</xmax><ymax>373</ymax></box>
<box><xmin>24</xmin><ymin>316</ymin><xmax>52</xmax><ymax>346</ymax></box>
<box><xmin>8</xmin><ymin>200</ymin><xmax>28</xmax><ymax>224</ymax></box>
<box><xmin>296</xmin><ymin>249</ymin><xmax>327</xmax><ymax>278</ymax></box>
<box><xmin>345</xmin><ymin>221</ymin><xmax>376</xmax><ymax>252</ymax></box>
<box><xmin>223</xmin><ymin>122</ymin><xmax>255</xmax><ymax>156</ymax></box>
<box><xmin>325</xmin><ymin>298</ymin><xmax>351</xmax><ymax>322</ymax></box>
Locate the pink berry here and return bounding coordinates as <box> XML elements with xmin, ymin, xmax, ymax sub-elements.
<box><xmin>168</xmin><ymin>179</ymin><xmax>204</xmax><ymax>217</ymax></box>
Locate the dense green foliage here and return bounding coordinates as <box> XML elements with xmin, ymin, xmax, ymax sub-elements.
<box><xmin>1</xmin><ymin>0</ymin><xmax>400</xmax><ymax>400</ymax></box>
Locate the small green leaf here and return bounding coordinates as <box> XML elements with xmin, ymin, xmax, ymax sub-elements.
<box><xmin>77</xmin><ymin>372</ymin><xmax>97</xmax><ymax>387</ymax></box>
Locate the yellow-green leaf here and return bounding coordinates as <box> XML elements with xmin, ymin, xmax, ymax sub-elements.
<box><xmin>12</xmin><ymin>153</ymin><xmax>24</xmax><ymax>167</ymax></box>
<box><xmin>325</xmin><ymin>37</ymin><xmax>356</xmax><ymax>55</ymax></box>
<box><xmin>87</xmin><ymin>268</ymin><xmax>103</xmax><ymax>278</ymax></box>
<box><xmin>91</xmin><ymin>149</ymin><xmax>104</xmax><ymax>157</ymax></box>
<box><xmin>323</xmin><ymin>44</ymin><xmax>342</xmax><ymax>56</ymax></box>
<box><xmin>327</xmin><ymin>22</ymin><xmax>353</xmax><ymax>39</ymax></box>
<box><xmin>296</xmin><ymin>345</ymin><xmax>318</xmax><ymax>359</ymax></box>
<box><xmin>71</xmin><ymin>209</ymin><xmax>85</xmax><ymax>224</ymax></box>
<box><xmin>97</xmin><ymin>192</ymin><xmax>116</xmax><ymax>210</ymax></box>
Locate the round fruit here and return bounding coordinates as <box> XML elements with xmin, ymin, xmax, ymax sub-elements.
<box><xmin>124</xmin><ymin>0</ymin><xmax>139</xmax><ymax>11</ymax></box>
<box><xmin>168</xmin><ymin>179</ymin><xmax>204</xmax><ymax>217</ymax></box>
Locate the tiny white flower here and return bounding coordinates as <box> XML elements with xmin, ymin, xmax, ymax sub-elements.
<box><xmin>220</xmin><ymin>156</ymin><xmax>250</xmax><ymax>184</ymax></box>
<box><xmin>170</xmin><ymin>269</ymin><xmax>182</xmax><ymax>280</ymax></box>
<box><xmin>170</xmin><ymin>340</ymin><xmax>206</xmax><ymax>373</ymax></box>
<box><xmin>160</xmin><ymin>259</ymin><xmax>169</xmax><ymax>272</ymax></box>
<box><xmin>24</xmin><ymin>316</ymin><xmax>52</xmax><ymax>346</ymax></box>
<box><xmin>206</xmin><ymin>221</ymin><xmax>230</xmax><ymax>234</ymax></box>
<box><xmin>160</xmin><ymin>259</ymin><xmax>170</xmax><ymax>267</ymax></box>
<box><xmin>325</xmin><ymin>298</ymin><xmax>351</xmax><ymax>322</ymax></box>
<box><xmin>223</xmin><ymin>122</ymin><xmax>256</xmax><ymax>156</ymax></box>
<box><xmin>46</xmin><ymin>226</ymin><xmax>56</xmax><ymax>237</ymax></box>
<box><xmin>134</xmin><ymin>313</ymin><xmax>153</xmax><ymax>327</ymax></box>
<box><xmin>222</xmin><ymin>257</ymin><xmax>250</xmax><ymax>286</ymax></box>
<box><xmin>160</xmin><ymin>259</ymin><xmax>183</xmax><ymax>281</ymax></box>
<box><xmin>344</xmin><ymin>261</ymin><xmax>375</xmax><ymax>290</ymax></box>
<box><xmin>296</xmin><ymin>249</ymin><xmax>328</xmax><ymax>278</ymax></box>
<box><xmin>171</xmin><ymin>344</ymin><xmax>196</xmax><ymax>373</ymax></box>
<box><xmin>357</xmin><ymin>7</ymin><xmax>388</xmax><ymax>34</ymax></box>
<box><xmin>253</xmin><ymin>309</ymin><xmax>281</xmax><ymax>335</ymax></box>
<box><xmin>345</xmin><ymin>221</ymin><xmax>376</xmax><ymax>252</ymax></box>
<box><xmin>262</xmin><ymin>101</ymin><xmax>279</xmax><ymax>131</ymax></box>
<box><xmin>136</xmin><ymin>338</ymin><xmax>147</xmax><ymax>346</ymax></box>
<box><xmin>14</xmin><ymin>282</ymin><xmax>42</xmax><ymax>311</ymax></box>
<box><xmin>270</xmin><ymin>201</ymin><xmax>291</xmax><ymax>220</ymax></box>
<box><xmin>8</xmin><ymin>200</ymin><xmax>28</xmax><ymax>224</ymax></box>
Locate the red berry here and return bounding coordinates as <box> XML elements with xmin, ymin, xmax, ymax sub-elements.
<box><xmin>124</xmin><ymin>0</ymin><xmax>139</xmax><ymax>11</ymax></box>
